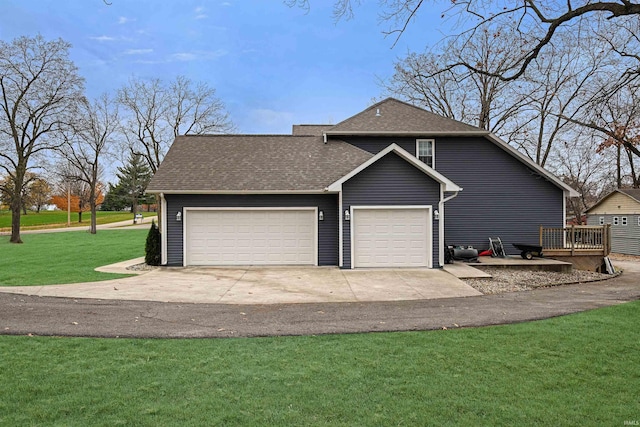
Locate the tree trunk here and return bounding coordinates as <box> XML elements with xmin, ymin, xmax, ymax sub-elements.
<box><xmin>89</xmin><ymin>185</ymin><xmax>97</xmax><ymax>234</ymax></box>
<box><xmin>10</xmin><ymin>196</ymin><xmax>23</xmax><ymax>244</ymax></box>
<box><xmin>78</xmin><ymin>211</ymin><xmax>83</xmax><ymax>223</ymax></box>
<box><xmin>616</xmin><ymin>144</ymin><xmax>622</xmax><ymax>188</ymax></box>
<box><xmin>10</xmin><ymin>163</ymin><xmax>26</xmax><ymax>244</ymax></box>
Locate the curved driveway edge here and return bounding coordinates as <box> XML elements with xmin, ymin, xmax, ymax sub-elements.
<box><xmin>1</xmin><ymin>270</ymin><xmax>639</xmax><ymax>338</ymax></box>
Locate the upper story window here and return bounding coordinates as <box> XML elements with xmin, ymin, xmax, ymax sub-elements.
<box><xmin>622</xmin><ymin>217</ymin><xmax>628</xmax><ymax>226</ymax></box>
<box><xmin>613</xmin><ymin>217</ymin><xmax>619</xmax><ymax>226</ymax></box>
<box><xmin>599</xmin><ymin>217</ymin><xmax>605</xmax><ymax>225</ymax></box>
<box><xmin>416</xmin><ymin>139</ymin><xmax>435</xmax><ymax>168</ymax></box>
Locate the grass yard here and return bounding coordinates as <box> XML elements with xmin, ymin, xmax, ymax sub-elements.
<box><xmin>0</xmin><ymin>210</ymin><xmax>156</xmax><ymax>231</ymax></box>
<box><xmin>0</xmin><ymin>301</ymin><xmax>638</xmax><ymax>426</ymax></box>
<box><xmin>0</xmin><ymin>229</ymin><xmax>148</xmax><ymax>286</ymax></box>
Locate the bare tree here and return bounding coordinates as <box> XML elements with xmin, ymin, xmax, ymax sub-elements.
<box><xmin>0</xmin><ymin>35</ymin><xmax>84</xmax><ymax>243</ymax></box>
<box><xmin>507</xmin><ymin>33</ymin><xmax>611</xmax><ymax>167</ymax></box>
<box><xmin>567</xmin><ymin>82</ymin><xmax>640</xmax><ymax>187</ymax></box>
<box><xmin>118</xmin><ymin>75</ymin><xmax>235</xmax><ymax>175</ymax></box>
<box><xmin>118</xmin><ymin>75</ymin><xmax>235</xmax><ymax>227</ymax></box>
<box><xmin>384</xmin><ymin>25</ymin><xmax>524</xmax><ymax>132</ymax></box>
<box><xmin>59</xmin><ymin>93</ymin><xmax>119</xmax><ymax>234</ymax></box>
<box><xmin>293</xmin><ymin>1</ymin><xmax>640</xmax><ymax>84</ymax></box>
<box><xmin>548</xmin><ymin>129</ymin><xmax>616</xmax><ymax>221</ymax></box>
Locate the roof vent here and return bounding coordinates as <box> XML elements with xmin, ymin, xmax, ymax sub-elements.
<box><xmin>375</xmin><ymin>108</ymin><xmax>381</xmax><ymax>117</ymax></box>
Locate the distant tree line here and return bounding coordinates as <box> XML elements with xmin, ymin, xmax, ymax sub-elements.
<box><xmin>0</xmin><ymin>35</ymin><xmax>235</xmax><ymax>243</ymax></box>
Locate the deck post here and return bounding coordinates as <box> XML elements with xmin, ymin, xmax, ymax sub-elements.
<box><xmin>539</xmin><ymin>225</ymin><xmax>543</xmax><ymax>248</ymax></box>
<box><xmin>570</xmin><ymin>225</ymin><xmax>575</xmax><ymax>256</ymax></box>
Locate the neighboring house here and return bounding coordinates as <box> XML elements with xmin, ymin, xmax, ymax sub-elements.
<box><xmin>147</xmin><ymin>98</ymin><xmax>578</xmax><ymax>268</ymax></box>
<box><xmin>586</xmin><ymin>188</ymin><xmax>640</xmax><ymax>255</ymax></box>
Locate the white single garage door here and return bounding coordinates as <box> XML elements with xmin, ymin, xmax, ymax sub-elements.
<box><xmin>353</xmin><ymin>207</ymin><xmax>431</xmax><ymax>268</ymax></box>
<box><xmin>185</xmin><ymin>209</ymin><xmax>316</xmax><ymax>266</ymax></box>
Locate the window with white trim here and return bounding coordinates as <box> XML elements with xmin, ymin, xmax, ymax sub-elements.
<box><xmin>416</xmin><ymin>139</ymin><xmax>434</xmax><ymax>168</ymax></box>
<box><xmin>622</xmin><ymin>217</ymin><xmax>628</xmax><ymax>226</ymax></box>
<box><xmin>613</xmin><ymin>217</ymin><xmax>619</xmax><ymax>225</ymax></box>
<box><xmin>638</xmin><ymin>217</ymin><xmax>640</xmax><ymax>227</ymax></box>
<box><xmin>599</xmin><ymin>217</ymin><xmax>605</xmax><ymax>225</ymax></box>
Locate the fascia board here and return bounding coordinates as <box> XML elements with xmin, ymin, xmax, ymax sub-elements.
<box><xmin>324</xmin><ymin>130</ymin><xmax>489</xmax><ymax>137</ymax></box>
<box><xmin>145</xmin><ymin>189</ymin><xmax>336</xmax><ymax>195</ymax></box>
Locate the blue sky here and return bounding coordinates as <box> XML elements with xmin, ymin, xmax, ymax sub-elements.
<box><xmin>0</xmin><ymin>0</ymin><xmax>443</xmax><ymax>133</ymax></box>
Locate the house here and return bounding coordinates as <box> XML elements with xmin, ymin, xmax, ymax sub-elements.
<box><xmin>586</xmin><ymin>188</ymin><xmax>640</xmax><ymax>255</ymax></box>
<box><xmin>146</xmin><ymin>98</ymin><xmax>578</xmax><ymax>268</ymax></box>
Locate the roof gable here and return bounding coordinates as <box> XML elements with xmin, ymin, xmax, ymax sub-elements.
<box><xmin>586</xmin><ymin>189</ymin><xmax>640</xmax><ymax>214</ymax></box>
<box><xmin>326</xmin><ymin>98</ymin><xmax>485</xmax><ymax>135</ymax></box>
<box><xmin>327</xmin><ymin>143</ymin><xmax>461</xmax><ymax>192</ymax></box>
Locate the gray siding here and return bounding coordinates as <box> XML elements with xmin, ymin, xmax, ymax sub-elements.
<box><xmin>341</xmin><ymin>136</ymin><xmax>565</xmax><ymax>253</ymax></box>
<box><xmin>342</xmin><ymin>152</ymin><xmax>441</xmax><ymax>268</ymax></box>
<box><xmin>587</xmin><ymin>214</ymin><xmax>640</xmax><ymax>255</ymax></box>
<box><xmin>165</xmin><ymin>194</ymin><xmax>338</xmax><ymax>266</ymax></box>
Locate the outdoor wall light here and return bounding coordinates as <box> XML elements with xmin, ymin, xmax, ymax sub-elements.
<box><xmin>319</xmin><ymin>210</ymin><xmax>324</xmax><ymax>221</ymax></box>
<box><xmin>176</xmin><ymin>211</ymin><xmax>182</xmax><ymax>221</ymax></box>
<box><xmin>434</xmin><ymin>209</ymin><xmax>439</xmax><ymax>221</ymax></box>
<box><xmin>344</xmin><ymin>210</ymin><xmax>350</xmax><ymax>221</ymax></box>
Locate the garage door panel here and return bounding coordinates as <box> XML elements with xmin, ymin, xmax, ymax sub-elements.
<box><xmin>186</xmin><ymin>209</ymin><xmax>315</xmax><ymax>266</ymax></box>
<box><xmin>354</xmin><ymin>208</ymin><xmax>430</xmax><ymax>268</ymax></box>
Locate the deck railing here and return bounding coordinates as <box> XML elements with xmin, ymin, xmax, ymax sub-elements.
<box><xmin>539</xmin><ymin>225</ymin><xmax>611</xmax><ymax>256</ymax></box>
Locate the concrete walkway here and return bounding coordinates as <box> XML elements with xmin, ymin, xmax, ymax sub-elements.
<box><xmin>1</xmin><ymin>260</ymin><xmax>638</xmax><ymax>338</ymax></box>
<box><xmin>0</xmin><ymin>259</ymin><xmax>482</xmax><ymax>304</ymax></box>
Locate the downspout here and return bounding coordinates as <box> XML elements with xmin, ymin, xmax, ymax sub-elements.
<box><xmin>438</xmin><ymin>189</ymin><xmax>460</xmax><ymax>267</ymax></box>
<box><xmin>160</xmin><ymin>193</ymin><xmax>168</xmax><ymax>266</ymax></box>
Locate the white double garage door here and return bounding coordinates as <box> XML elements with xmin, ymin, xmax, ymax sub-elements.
<box><xmin>184</xmin><ymin>207</ymin><xmax>432</xmax><ymax>268</ymax></box>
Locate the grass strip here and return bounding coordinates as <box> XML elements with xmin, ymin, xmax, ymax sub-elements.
<box><xmin>0</xmin><ymin>229</ymin><xmax>147</xmax><ymax>286</ymax></box>
<box><xmin>0</xmin><ymin>300</ymin><xmax>638</xmax><ymax>426</ymax></box>
<box><xmin>0</xmin><ymin>210</ymin><xmax>156</xmax><ymax>231</ymax></box>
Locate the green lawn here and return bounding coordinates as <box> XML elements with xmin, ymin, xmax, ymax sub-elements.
<box><xmin>0</xmin><ymin>229</ymin><xmax>148</xmax><ymax>285</ymax></box>
<box><xmin>0</xmin><ymin>210</ymin><xmax>156</xmax><ymax>231</ymax></box>
<box><xmin>0</xmin><ymin>300</ymin><xmax>638</xmax><ymax>425</ymax></box>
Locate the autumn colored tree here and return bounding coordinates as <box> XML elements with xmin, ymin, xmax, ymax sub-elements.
<box><xmin>50</xmin><ymin>182</ymin><xmax>105</xmax><ymax>223</ymax></box>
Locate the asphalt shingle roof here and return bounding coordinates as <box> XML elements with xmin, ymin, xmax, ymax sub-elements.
<box><xmin>146</xmin><ymin>135</ymin><xmax>373</xmax><ymax>192</ymax></box>
<box><xmin>327</xmin><ymin>98</ymin><xmax>483</xmax><ymax>134</ymax></box>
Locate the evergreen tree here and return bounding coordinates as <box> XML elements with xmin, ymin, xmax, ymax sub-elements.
<box><xmin>145</xmin><ymin>220</ymin><xmax>161</xmax><ymax>266</ymax></box>
<box><xmin>105</xmin><ymin>154</ymin><xmax>154</xmax><ymax>212</ymax></box>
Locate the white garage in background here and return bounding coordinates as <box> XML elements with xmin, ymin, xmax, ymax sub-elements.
<box><xmin>351</xmin><ymin>206</ymin><xmax>432</xmax><ymax>268</ymax></box>
<box><xmin>184</xmin><ymin>208</ymin><xmax>317</xmax><ymax>266</ymax></box>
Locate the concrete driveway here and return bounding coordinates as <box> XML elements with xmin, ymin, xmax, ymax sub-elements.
<box><xmin>0</xmin><ymin>260</ymin><xmax>482</xmax><ymax>304</ymax></box>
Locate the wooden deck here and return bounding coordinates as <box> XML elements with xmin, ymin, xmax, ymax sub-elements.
<box><xmin>540</xmin><ymin>225</ymin><xmax>611</xmax><ymax>257</ymax></box>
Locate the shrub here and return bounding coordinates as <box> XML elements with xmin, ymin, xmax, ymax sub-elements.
<box><xmin>145</xmin><ymin>220</ymin><xmax>161</xmax><ymax>266</ymax></box>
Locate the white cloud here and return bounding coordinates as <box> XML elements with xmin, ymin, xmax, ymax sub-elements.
<box><xmin>123</xmin><ymin>49</ymin><xmax>153</xmax><ymax>55</ymax></box>
<box><xmin>194</xmin><ymin>6</ymin><xmax>207</xmax><ymax>19</ymax></box>
<box><xmin>89</xmin><ymin>35</ymin><xmax>117</xmax><ymax>42</ymax></box>
<box><xmin>117</xmin><ymin>16</ymin><xmax>134</xmax><ymax>24</ymax></box>
<box><xmin>169</xmin><ymin>49</ymin><xmax>227</xmax><ymax>61</ymax></box>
